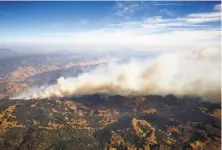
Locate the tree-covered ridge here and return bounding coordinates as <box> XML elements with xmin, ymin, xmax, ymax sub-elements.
<box><xmin>0</xmin><ymin>95</ymin><xmax>220</xmax><ymax>150</ymax></box>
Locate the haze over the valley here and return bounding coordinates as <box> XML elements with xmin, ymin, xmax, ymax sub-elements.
<box><xmin>12</xmin><ymin>48</ymin><xmax>220</xmax><ymax>102</ymax></box>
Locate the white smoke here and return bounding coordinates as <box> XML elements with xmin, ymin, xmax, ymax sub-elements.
<box><xmin>12</xmin><ymin>48</ymin><xmax>221</xmax><ymax>102</ymax></box>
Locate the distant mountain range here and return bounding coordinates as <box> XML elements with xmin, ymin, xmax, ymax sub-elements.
<box><xmin>0</xmin><ymin>49</ymin><xmax>18</xmax><ymax>58</ymax></box>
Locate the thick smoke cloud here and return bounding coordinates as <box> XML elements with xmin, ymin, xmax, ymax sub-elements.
<box><xmin>12</xmin><ymin>48</ymin><xmax>221</xmax><ymax>102</ymax></box>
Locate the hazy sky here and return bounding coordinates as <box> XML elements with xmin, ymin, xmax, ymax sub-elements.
<box><xmin>0</xmin><ymin>1</ymin><xmax>221</xmax><ymax>53</ymax></box>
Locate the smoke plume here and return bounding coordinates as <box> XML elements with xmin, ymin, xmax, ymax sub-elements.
<box><xmin>12</xmin><ymin>48</ymin><xmax>221</xmax><ymax>102</ymax></box>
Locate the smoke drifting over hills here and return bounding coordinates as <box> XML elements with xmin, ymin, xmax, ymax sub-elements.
<box><xmin>12</xmin><ymin>48</ymin><xmax>221</xmax><ymax>102</ymax></box>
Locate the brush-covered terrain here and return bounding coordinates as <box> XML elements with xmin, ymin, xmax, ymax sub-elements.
<box><xmin>0</xmin><ymin>94</ymin><xmax>220</xmax><ymax>150</ymax></box>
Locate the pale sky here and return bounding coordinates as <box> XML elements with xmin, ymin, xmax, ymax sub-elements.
<box><xmin>0</xmin><ymin>1</ymin><xmax>221</xmax><ymax>53</ymax></box>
